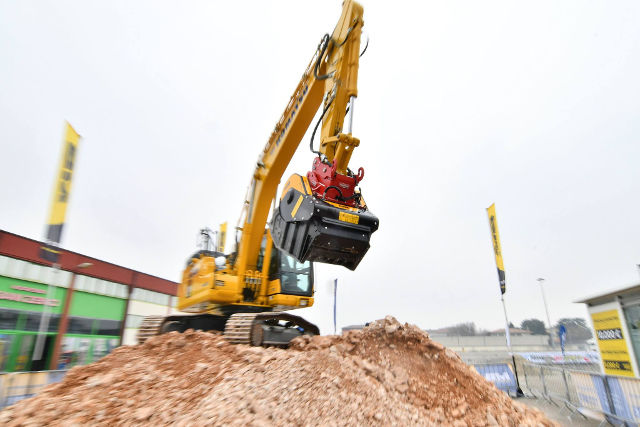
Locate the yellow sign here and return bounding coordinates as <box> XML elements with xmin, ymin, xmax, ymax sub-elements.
<box><xmin>338</xmin><ymin>211</ymin><xmax>359</xmax><ymax>224</ymax></box>
<box><xmin>47</xmin><ymin>122</ymin><xmax>80</xmax><ymax>229</ymax></box>
<box><xmin>40</xmin><ymin>122</ymin><xmax>81</xmax><ymax>262</ymax></box>
<box><xmin>591</xmin><ymin>309</ymin><xmax>635</xmax><ymax>377</ymax></box>
<box><xmin>217</xmin><ymin>222</ymin><xmax>227</xmax><ymax>253</ymax></box>
<box><xmin>486</xmin><ymin>204</ymin><xmax>506</xmax><ymax>294</ymax></box>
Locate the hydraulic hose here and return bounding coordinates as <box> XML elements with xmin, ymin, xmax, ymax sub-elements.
<box><xmin>309</xmin><ymin>95</ymin><xmax>335</xmax><ymax>159</ymax></box>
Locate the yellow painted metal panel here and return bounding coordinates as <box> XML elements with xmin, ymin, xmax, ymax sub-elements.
<box><xmin>592</xmin><ymin>309</ymin><xmax>635</xmax><ymax>377</ymax></box>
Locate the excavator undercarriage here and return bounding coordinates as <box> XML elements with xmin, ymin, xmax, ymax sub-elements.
<box><xmin>137</xmin><ymin>312</ymin><xmax>319</xmax><ymax>347</ymax></box>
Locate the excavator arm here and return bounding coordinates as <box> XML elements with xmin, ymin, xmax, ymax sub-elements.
<box><xmin>140</xmin><ymin>1</ymin><xmax>377</xmax><ymax>347</ymax></box>
<box><xmin>234</xmin><ymin>0</ymin><xmax>378</xmax><ymax>277</ymax></box>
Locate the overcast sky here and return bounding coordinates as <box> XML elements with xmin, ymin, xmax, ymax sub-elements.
<box><xmin>1</xmin><ymin>0</ymin><xmax>640</xmax><ymax>335</ymax></box>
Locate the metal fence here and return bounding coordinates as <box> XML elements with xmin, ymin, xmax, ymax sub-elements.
<box><xmin>0</xmin><ymin>370</ymin><xmax>68</xmax><ymax>409</ymax></box>
<box><xmin>517</xmin><ymin>360</ymin><xmax>640</xmax><ymax>426</ymax></box>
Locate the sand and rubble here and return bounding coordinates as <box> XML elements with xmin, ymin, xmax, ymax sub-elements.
<box><xmin>0</xmin><ymin>316</ymin><xmax>555</xmax><ymax>426</ymax></box>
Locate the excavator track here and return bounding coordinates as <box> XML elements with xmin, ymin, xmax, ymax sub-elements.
<box><xmin>136</xmin><ymin>312</ymin><xmax>320</xmax><ymax>347</ymax></box>
<box><xmin>223</xmin><ymin>313</ymin><xmax>259</xmax><ymax>345</ymax></box>
<box><xmin>136</xmin><ymin>315</ymin><xmax>166</xmax><ymax>345</ymax></box>
<box><xmin>224</xmin><ymin>312</ymin><xmax>320</xmax><ymax>347</ymax></box>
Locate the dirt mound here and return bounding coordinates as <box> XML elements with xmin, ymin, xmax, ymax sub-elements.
<box><xmin>0</xmin><ymin>316</ymin><xmax>555</xmax><ymax>426</ymax></box>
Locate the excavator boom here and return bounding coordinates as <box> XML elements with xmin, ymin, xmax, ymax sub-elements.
<box><xmin>269</xmin><ymin>0</ymin><xmax>378</xmax><ymax>269</ymax></box>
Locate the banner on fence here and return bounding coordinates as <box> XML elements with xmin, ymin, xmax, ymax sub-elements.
<box><xmin>572</xmin><ymin>371</ymin><xmax>608</xmax><ymax>413</ymax></box>
<box><xmin>606</xmin><ymin>376</ymin><xmax>635</xmax><ymax>421</ymax></box>
<box><xmin>615</xmin><ymin>376</ymin><xmax>640</xmax><ymax>421</ymax></box>
<box><xmin>474</xmin><ymin>363</ymin><xmax>518</xmax><ymax>394</ymax></box>
<box><xmin>518</xmin><ymin>351</ymin><xmax>600</xmax><ymax>365</ymax></box>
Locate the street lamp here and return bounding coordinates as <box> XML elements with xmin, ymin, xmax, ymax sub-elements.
<box><xmin>48</xmin><ymin>262</ymin><xmax>93</xmax><ymax>370</ymax></box>
<box><xmin>537</xmin><ymin>278</ymin><xmax>553</xmax><ymax>347</ymax></box>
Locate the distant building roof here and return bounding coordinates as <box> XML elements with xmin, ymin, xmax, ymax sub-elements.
<box><xmin>575</xmin><ymin>283</ymin><xmax>640</xmax><ymax>306</ymax></box>
<box><xmin>0</xmin><ymin>229</ymin><xmax>178</xmax><ymax>295</ymax></box>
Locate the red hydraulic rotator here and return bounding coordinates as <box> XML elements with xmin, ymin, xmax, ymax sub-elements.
<box><xmin>306</xmin><ymin>156</ymin><xmax>364</xmax><ymax>208</ymax></box>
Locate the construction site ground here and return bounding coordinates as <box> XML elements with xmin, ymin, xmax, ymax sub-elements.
<box><xmin>1</xmin><ymin>316</ymin><xmax>558</xmax><ymax>426</ymax></box>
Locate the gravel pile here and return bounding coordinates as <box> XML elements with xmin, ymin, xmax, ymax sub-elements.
<box><xmin>1</xmin><ymin>316</ymin><xmax>555</xmax><ymax>426</ymax></box>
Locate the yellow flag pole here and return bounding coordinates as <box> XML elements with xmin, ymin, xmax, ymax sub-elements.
<box><xmin>486</xmin><ymin>204</ymin><xmax>523</xmax><ymax>396</ymax></box>
<box><xmin>34</xmin><ymin>122</ymin><xmax>81</xmax><ymax>363</ymax></box>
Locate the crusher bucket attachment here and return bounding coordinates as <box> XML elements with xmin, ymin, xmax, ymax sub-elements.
<box><xmin>270</xmin><ymin>182</ymin><xmax>379</xmax><ymax>271</ymax></box>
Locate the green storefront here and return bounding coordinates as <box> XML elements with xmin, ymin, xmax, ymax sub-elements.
<box><xmin>0</xmin><ymin>275</ymin><xmax>124</xmax><ymax>372</ymax></box>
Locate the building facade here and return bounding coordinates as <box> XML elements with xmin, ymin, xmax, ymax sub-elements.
<box><xmin>577</xmin><ymin>284</ymin><xmax>640</xmax><ymax>378</ymax></box>
<box><xmin>0</xmin><ymin>230</ymin><xmax>178</xmax><ymax>372</ymax></box>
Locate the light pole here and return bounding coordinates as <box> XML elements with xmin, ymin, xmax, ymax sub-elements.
<box><xmin>48</xmin><ymin>262</ymin><xmax>93</xmax><ymax>370</ymax></box>
<box><xmin>333</xmin><ymin>279</ymin><xmax>338</xmax><ymax>335</ymax></box>
<box><xmin>537</xmin><ymin>278</ymin><xmax>553</xmax><ymax>347</ymax></box>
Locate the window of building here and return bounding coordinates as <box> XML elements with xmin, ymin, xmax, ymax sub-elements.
<box><xmin>92</xmin><ymin>338</ymin><xmax>109</xmax><ymax>361</ymax></box>
<box><xmin>22</xmin><ymin>312</ymin><xmax>60</xmax><ymax>332</ymax></box>
<box><xmin>0</xmin><ymin>334</ymin><xmax>15</xmax><ymax>371</ymax></box>
<box><xmin>0</xmin><ymin>255</ymin><xmax>10</xmax><ymax>276</ymax></box>
<box><xmin>116</xmin><ymin>283</ymin><xmax>128</xmax><ymax>298</ymax></box>
<box><xmin>0</xmin><ymin>309</ymin><xmax>20</xmax><ymax>330</ymax></box>
<box><xmin>623</xmin><ymin>304</ymin><xmax>640</xmax><ymax>374</ymax></box>
<box><xmin>24</xmin><ymin>263</ymin><xmax>42</xmax><ymax>282</ymax></box>
<box><xmin>68</xmin><ymin>317</ymin><xmax>94</xmax><ymax>335</ymax></box>
<box><xmin>4</xmin><ymin>258</ymin><xmax>27</xmax><ymax>279</ymax></box>
<box><xmin>131</xmin><ymin>288</ymin><xmax>169</xmax><ymax>305</ymax></box>
<box><xmin>94</xmin><ymin>279</ymin><xmax>106</xmax><ymax>295</ymax></box>
<box><xmin>74</xmin><ymin>275</ymin><xmax>86</xmax><ymax>291</ymax></box>
<box><xmin>102</xmin><ymin>280</ymin><xmax>113</xmax><ymax>296</ymax></box>
<box><xmin>156</xmin><ymin>292</ymin><xmax>169</xmax><ymax>305</ymax></box>
<box><xmin>14</xmin><ymin>335</ymin><xmax>34</xmax><ymax>371</ymax></box>
<box><xmin>126</xmin><ymin>314</ymin><xmax>145</xmax><ymax>329</ymax></box>
<box><xmin>0</xmin><ymin>256</ymin><xmax>71</xmax><ymax>287</ymax></box>
<box><xmin>38</xmin><ymin>265</ymin><xmax>55</xmax><ymax>285</ymax></box>
<box><xmin>56</xmin><ymin>270</ymin><xmax>72</xmax><ymax>288</ymax></box>
<box><xmin>96</xmin><ymin>319</ymin><xmax>121</xmax><ymax>336</ymax></box>
<box><xmin>86</xmin><ymin>277</ymin><xmax>98</xmax><ymax>293</ymax></box>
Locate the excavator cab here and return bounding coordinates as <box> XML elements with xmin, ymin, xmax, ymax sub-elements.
<box><xmin>270</xmin><ymin>248</ymin><xmax>313</xmax><ymax>297</ymax></box>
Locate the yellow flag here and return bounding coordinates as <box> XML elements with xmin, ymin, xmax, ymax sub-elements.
<box><xmin>40</xmin><ymin>122</ymin><xmax>81</xmax><ymax>262</ymax></box>
<box><xmin>217</xmin><ymin>222</ymin><xmax>227</xmax><ymax>253</ymax></box>
<box><xmin>487</xmin><ymin>204</ymin><xmax>506</xmax><ymax>294</ymax></box>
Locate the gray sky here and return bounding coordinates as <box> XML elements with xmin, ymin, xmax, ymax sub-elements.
<box><xmin>1</xmin><ymin>0</ymin><xmax>640</xmax><ymax>335</ymax></box>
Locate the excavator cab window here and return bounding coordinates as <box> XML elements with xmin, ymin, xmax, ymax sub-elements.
<box><xmin>269</xmin><ymin>246</ymin><xmax>313</xmax><ymax>296</ymax></box>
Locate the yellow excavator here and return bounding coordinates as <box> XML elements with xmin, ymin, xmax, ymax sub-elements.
<box><xmin>138</xmin><ymin>0</ymin><xmax>378</xmax><ymax>347</ymax></box>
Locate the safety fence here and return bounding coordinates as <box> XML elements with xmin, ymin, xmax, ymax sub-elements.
<box><xmin>517</xmin><ymin>361</ymin><xmax>640</xmax><ymax>426</ymax></box>
<box><xmin>0</xmin><ymin>370</ymin><xmax>68</xmax><ymax>409</ymax></box>
<box><xmin>473</xmin><ymin>363</ymin><xmax>520</xmax><ymax>395</ymax></box>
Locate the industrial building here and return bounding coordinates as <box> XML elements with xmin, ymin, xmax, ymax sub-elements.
<box><xmin>0</xmin><ymin>230</ymin><xmax>178</xmax><ymax>372</ymax></box>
